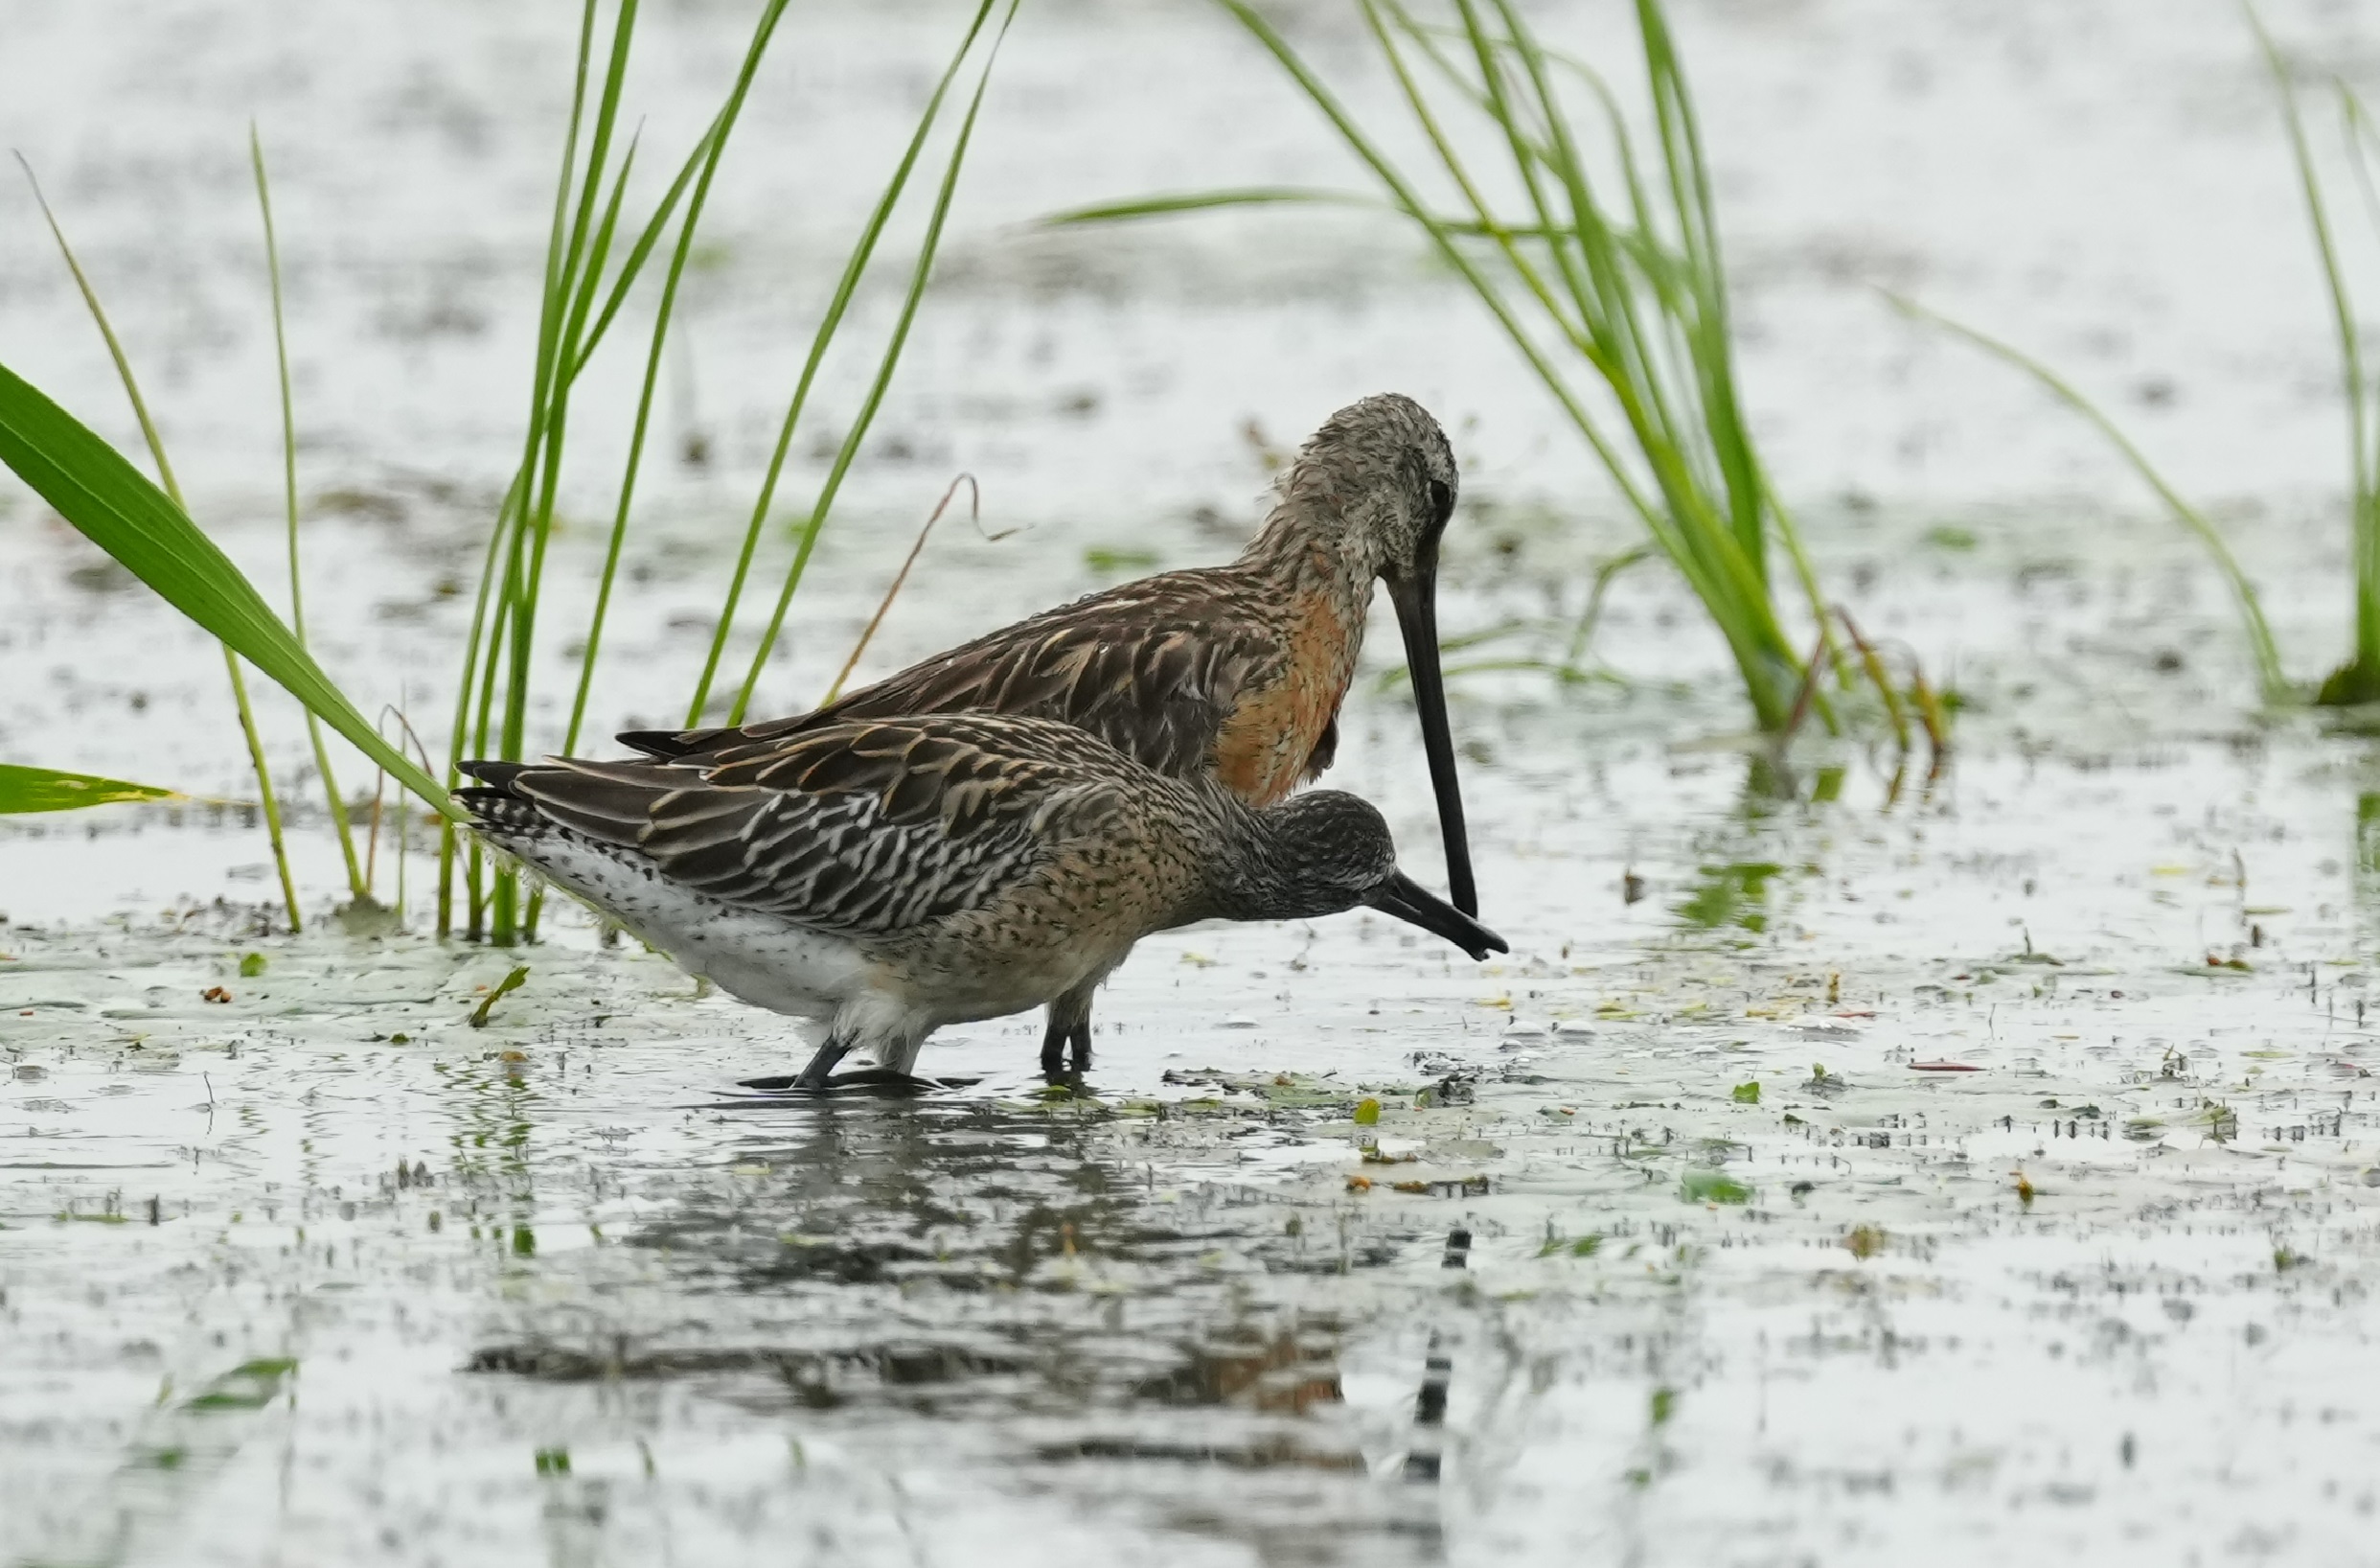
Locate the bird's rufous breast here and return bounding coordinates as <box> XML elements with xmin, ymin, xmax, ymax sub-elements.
<box><xmin>1211</xmin><ymin>588</ymin><xmax>1361</xmax><ymax>806</ymax></box>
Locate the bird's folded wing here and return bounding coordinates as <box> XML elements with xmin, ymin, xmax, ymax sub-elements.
<box><xmin>505</xmin><ymin>717</ymin><xmax>1130</xmax><ymax>935</ymax></box>
<box><xmin>622</xmin><ymin>571</ymin><xmax>1280</xmax><ymax>781</ymax></box>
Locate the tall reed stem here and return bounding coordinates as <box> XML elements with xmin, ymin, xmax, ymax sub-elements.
<box><xmin>252</xmin><ymin>126</ymin><xmax>368</xmax><ymax>902</ymax></box>
<box><xmin>2252</xmin><ymin>6</ymin><xmax>2380</xmax><ymax>703</ymax></box>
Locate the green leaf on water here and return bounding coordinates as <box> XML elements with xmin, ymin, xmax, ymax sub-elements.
<box><xmin>1649</xmin><ymin>1387</ymin><xmax>1678</xmax><ymax>1427</ymax></box>
<box><xmin>184</xmin><ymin>1357</ymin><xmax>297</xmax><ymax>1412</ymax></box>
<box><xmin>534</xmin><ymin>1446</ymin><xmax>570</xmax><ymax>1474</ymax></box>
<box><xmin>0</xmin><ymin>359</ymin><xmax>461</xmax><ymax>820</ymax></box>
<box><xmin>239</xmin><ymin>952</ymin><xmax>267</xmax><ymax>979</ymax></box>
<box><xmin>0</xmin><ymin>763</ymin><xmax>175</xmax><ymax>814</ymax></box>
<box><xmin>469</xmin><ymin>966</ymin><xmax>530</xmax><ymax>1027</ymax></box>
<box><xmin>1682</xmin><ymin>1169</ymin><xmax>1751</xmax><ymax>1205</ymax></box>
<box><xmin>1353</xmin><ymin>1096</ymin><xmax>1383</xmax><ymax>1126</ymax></box>
<box><xmin>1730</xmin><ymin>1080</ymin><xmax>1760</xmax><ymax>1104</ymax></box>
<box><xmin>1083</xmin><ymin>544</ymin><xmax>1162</xmax><ymax>576</ymax></box>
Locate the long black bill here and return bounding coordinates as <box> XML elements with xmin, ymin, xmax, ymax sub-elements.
<box><xmin>1386</xmin><ymin>563</ymin><xmax>1478</xmax><ymax>917</ymax></box>
<box><xmin>1366</xmin><ymin>870</ymin><xmax>1507</xmax><ymax>962</ymax></box>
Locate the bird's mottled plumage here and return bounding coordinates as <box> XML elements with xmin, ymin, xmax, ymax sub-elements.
<box><xmin>614</xmin><ymin>394</ymin><xmax>1478</xmax><ymax>1072</ymax></box>
<box><xmin>622</xmin><ymin>392</ymin><xmax>1464</xmax><ymax>827</ymax></box>
<box><xmin>636</xmin><ymin>591</ymin><xmax>1274</xmax><ymax>792</ymax></box>
<box><xmin>462</xmin><ymin>713</ymin><xmax>1501</xmax><ymax>1087</ymax></box>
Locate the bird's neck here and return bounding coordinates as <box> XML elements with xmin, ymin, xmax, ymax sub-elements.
<box><xmin>1237</xmin><ymin>494</ymin><xmax>1378</xmax><ymax>626</ymax></box>
<box><xmin>1203</xmin><ymin>809</ymin><xmax>1339</xmax><ymax>926</ymax></box>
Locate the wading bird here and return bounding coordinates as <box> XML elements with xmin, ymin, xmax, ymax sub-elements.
<box><xmin>462</xmin><ymin>713</ymin><xmax>1502</xmax><ymax>1090</ymax></box>
<box><xmin>621</xmin><ymin>393</ymin><xmax>1476</xmax><ymax>1074</ymax></box>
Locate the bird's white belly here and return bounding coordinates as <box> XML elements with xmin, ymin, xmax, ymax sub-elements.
<box><xmin>510</xmin><ymin>833</ymin><xmax>870</xmax><ymax>1021</ymax></box>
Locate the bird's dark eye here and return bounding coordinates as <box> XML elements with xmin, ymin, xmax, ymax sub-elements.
<box><xmin>1426</xmin><ymin>477</ymin><xmax>1454</xmax><ymax>532</ymax></box>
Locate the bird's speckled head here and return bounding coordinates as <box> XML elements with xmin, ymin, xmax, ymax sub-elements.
<box><xmin>1216</xmin><ymin>789</ymin><xmax>1505</xmax><ymax>961</ymax></box>
<box><xmin>1271</xmin><ymin>393</ymin><xmax>1458</xmax><ymax>587</ymax></box>
<box><xmin>1226</xmin><ymin>791</ymin><xmax>1400</xmax><ymax>919</ymax></box>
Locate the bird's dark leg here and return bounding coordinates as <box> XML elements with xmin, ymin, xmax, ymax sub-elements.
<box><xmin>1038</xmin><ymin>1013</ymin><xmax>1070</xmax><ymax>1078</ymax></box>
<box><xmin>791</xmin><ymin>1032</ymin><xmax>854</xmax><ymax>1091</ymax></box>
<box><xmin>736</xmin><ymin>1033</ymin><xmax>856</xmax><ymax>1094</ymax></box>
<box><xmin>1041</xmin><ymin>984</ymin><xmax>1096</xmax><ymax>1081</ymax></box>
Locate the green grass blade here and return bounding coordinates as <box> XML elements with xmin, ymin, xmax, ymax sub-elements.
<box><xmin>509</xmin><ymin>126</ymin><xmax>642</xmax><ymax>749</ymax></box>
<box><xmin>1214</xmin><ymin>0</ymin><xmax>1806</xmax><ymax>729</ymax></box>
<box><xmin>572</xmin><ymin>122</ymin><xmax>721</xmax><ymax>378</ymax></box>
<box><xmin>0</xmin><ymin>764</ymin><xmax>178</xmax><ymax>814</ymax></box>
<box><xmin>1564</xmin><ymin>542</ymin><xmax>1653</xmax><ymax>667</ymax></box>
<box><xmin>436</xmin><ymin>470</ymin><xmax>523</xmax><ymax>935</ymax></box>
<box><xmin>0</xmin><ymin>360</ymin><xmax>465</xmax><ymax>819</ymax></box>
<box><xmin>687</xmin><ymin>0</ymin><xmax>1003</xmax><ymax>727</ymax></box>
<box><xmin>727</xmin><ymin>0</ymin><xmax>1021</xmax><ymax>723</ymax></box>
<box><xmin>252</xmin><ymin>126</ymin><xmax>368</xmax><ymax>900</ymax></box>
<box><xmin>1492</xmin><ymin>2</ymin><xmax>1735</xmax><ymax>581</ymax></box>
<box><xmin>1042</xmin><ymin>184</ymin><xmax>1545</xmax><ymax>236</ymax></box>
<box><xmin>1210</xmin><ymin>1</ymin><xmax>1655</xmax><ymax>518</ymax></box>
<box><xmin>1891</xmin><ymin>292</ymin><xmax>2293</xmax><ymax>706</ymax></box>
<box><xmin>2249</xmin><ymin>4</ymin><xmax>2376</xmax><ymax>680</ymax></box>
<box><xmin>1368</xmin><ymin>3</ymin><xmax>1597</xmax><ymax>357</ymax></box>
<box><xmin>1632</xmin><ymin>0</ymin><xmax>1764</xmax><ymax>565</ymax></box>
<box><xmin>563</xmin><ymin>0</ymin><xmax>794</xmax><ymax>754</ymax></box>
<box><xmin>16</xmin><ymin>155</ymin><xmax>311</xmax><ymax>925</ymax></box>
<box><xmin>1439</xmin><ymin>3</ymin><xmax>1600</xmax><ymax>341</ymax></box>
<box><xmin>2341</xmin><ymin>82</ymin><xmax>2380</xmax><ymax>641</ymax></box>
<box><xmin>485</xmin><ymin>0</ymin><xmax>641</xmax><ymax>942</ymax></box>
<box><xmin>446</xmin><ymin>0</ymin><xmax>603</xmax><ymax>937</ymax></box>
<box><xmin>1042</xmin><ymin>186</ymin><xmax>1373</xmax><ymax>224</ymax></box>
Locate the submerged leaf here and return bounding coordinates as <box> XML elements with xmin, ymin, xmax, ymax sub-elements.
<box><xmin>1681</xmin><ymin>1169</ymin><xmax>1751</xmax><ymax>1205</ymax></box>
<box><xmin>185</xmin><ymin>1357</ymin><xmax>298</xmax><ymax>1412</ymax></box>
<box><xmin>469</xmin><ymin>966</ymin><xmax>531</xmax><ymax>1027</ymax></box>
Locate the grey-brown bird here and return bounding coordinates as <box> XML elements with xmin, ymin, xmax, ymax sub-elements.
<box><xmin>461</xmin><ymin>713</ymin><xmax>1501</xmax><ymax>1090</ymax></box>
<box><xmin>620</xmin><ymin>393</ymin><xmax>1475</xmax><ymax>1074</ymax></box>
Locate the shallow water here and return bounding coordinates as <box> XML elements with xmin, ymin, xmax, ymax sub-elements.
<box><xmin>13</xmin><ymin>713</ymin><xmax>2380</xmax><ymax>1565</ymax></box>
<box><xmin>9</xmin><ymin>1</ymin><xmax>2380</xmax><ymax>1563</ymax></box>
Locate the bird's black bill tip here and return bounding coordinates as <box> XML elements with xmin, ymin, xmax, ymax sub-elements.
<box><xmin>1385</xmin><ymin>565</ymin><xmax>1478</xmax><ymax>921</ymax></box>
<box><xmin>1366</xmin><ymin>870</ymin><xmax>1507</xmax><ymax>962</ymax></box>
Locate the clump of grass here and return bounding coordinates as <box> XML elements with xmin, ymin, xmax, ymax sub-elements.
<box><xmin>0</xmin><ymin>0</ymin><xmax>1013</xmax><ymax>942</ymax></box>
<box><xmin>448</xmin><ymin>0</ymin><xmax>1018</xmax><ymax>943</ymax></box>
<box><xmin>1051</xmin><ymin>0</ymin><xmax>1927</xmax><ymax>745</ymax></box>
